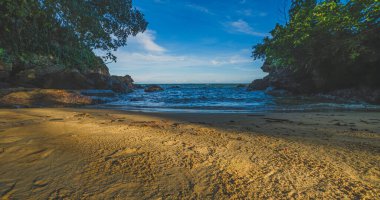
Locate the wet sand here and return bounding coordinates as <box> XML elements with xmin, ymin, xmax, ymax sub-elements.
<box><xmin>0</xmin><ymin>108</ymin><xmax>379</xmax><ymax>199</ymax></box>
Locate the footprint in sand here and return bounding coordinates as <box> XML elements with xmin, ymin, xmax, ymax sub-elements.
<box><xmin>40</xmin><ymin>149</ymin><xmax>54</xmax><ymax>159</ymax></box>
<box><xmin>163</xmin><ymin>140</ymin><xmax>178</xmax><ymax>146</ymax></box>
<box><xmin>74</xmin><ymin>113</ymin><xmax>91</xmax><ymax>118</ymax></box>
<box><xmin>33</xmin><ymin>178</ymin><xmax>49</xmax><ymax>189</ymax></box>
<box><xmin>49</xmin><ymin>118</ymin><xmax>64</xmax><ymax>121</ymax></box>
<box><xmin>106</xmin><ymin>147</ymin><xmax>140</xmax><ymax>160</ymax></box>
<box><xmin>20</xmin><ymin>148</ymin><xmax>54</xmax><ymax>160</ymax></box>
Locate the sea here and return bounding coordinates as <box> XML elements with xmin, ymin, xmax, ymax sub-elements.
<box><xmin>97</xmin><ymin>84</ymin><xmax>380</xmax><ymax>113</ymax></box>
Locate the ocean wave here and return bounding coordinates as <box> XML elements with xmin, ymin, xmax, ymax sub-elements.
<box><xmin>100</xmin><ymin>84</ymin><xmax>380</xmax><ymax>113</ymax></box>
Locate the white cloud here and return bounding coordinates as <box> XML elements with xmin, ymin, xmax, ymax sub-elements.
<box><xmin>104</xmin><ymin>28</ymin><xmax>266</xmax><ymax>83</ymax></box>
<box><xmin>187</xmin><ymin>4</ymin><xmax>214</xmax><ymax>15</ymax></box>
<box><xmin>227</xmin><ymin>19</ymin><xmax>269</xmax><ymax>37</ymax></box>
<box><xmin>107</xmin><ymin>50</ymin><xmax>265</xmax><ymax>83</ymax></box>
<box><xmin>130</xmin><ymin>30</ymin><xmax>166</xmax><ymax>53</ymax></box>
<box><xmin>237</xmin><ymin>9</ymin><xmax>268</xmax><ymax>17</ymax></box>
<box><xmin>210</xmin><ymin>55</ymin><xmax>251</xmax><ymax>66</ymax></box>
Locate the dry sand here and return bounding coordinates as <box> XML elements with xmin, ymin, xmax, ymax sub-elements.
<box><xmin>0</xmin><ymin>108</ymin><xmax>379</xmax><ymax>199</ymax></box>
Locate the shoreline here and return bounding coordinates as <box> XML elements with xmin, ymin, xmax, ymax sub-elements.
<box><xmin>0</xmin><ymin>108</ymin><xmax>379</xmax><ymax>199</ymax></box>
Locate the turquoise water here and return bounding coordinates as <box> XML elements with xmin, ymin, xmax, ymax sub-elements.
<box><xmin>100</xmin><ymin>84</ymin><xmax>380</xmax><ymax>113</ymax></box>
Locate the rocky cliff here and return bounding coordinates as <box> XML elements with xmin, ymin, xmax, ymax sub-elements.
<box><xmin>248</xmin><ymin>62</ymin><xmax>380</xmax><ymax>104</ymax></box>
<box><xmin>0</xmin><ymin>55</ymin><xmax>134</xmax><ymax>93</ymax></box>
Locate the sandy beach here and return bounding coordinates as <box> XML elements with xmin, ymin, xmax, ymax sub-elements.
<box><xmin>0</xmin><ymin>108</ymin><xmax>379</xmax><ymax>199</ymax></box>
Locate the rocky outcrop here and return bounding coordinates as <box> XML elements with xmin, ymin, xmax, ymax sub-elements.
<box><xmin>247</xmin><ymin>79</ymin><xmax>269</xmax><ymax>91</ymax></box>
<box><xmin>80</xmin><ymin>90</ymin><xmax>116</xmax><ymax>97</ymax></box>
<box><xmin>326</xmin><ymin>88</ymin><xmax>380</xmax><ymax>104</ymax></box>
<box><xmin>248</xmin><ymin>63</ymin><xmax>315</xmax><ymax>94</ymax></box>
<box><xmin>0</xmin><ymin>56</ymin><xmax>135</xmax><ymax>93</ymax></box>
<box><xmin>144</xmin><ymin>85</ymin><xmax>164</xmax><ymax>92</ymax></box>
<box><xmin>110</xmin><ymin>75</ymin><xmax>134</xmax><ymax>93</ymax></box>
<box><xmin>248</xmin><ymin>62</ymin><xmax>380</xmax><ymax>104</ymax></box>
<box><xmin>0</xmin><ymin>88</ymin><xmax>95</xmax><ymax>108</ymax></box>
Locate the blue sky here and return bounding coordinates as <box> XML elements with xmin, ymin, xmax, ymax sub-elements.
<box><xmin>107</xmin><ymin>0</ymin><xmax>290</xmax><ymax>83</ymax></box>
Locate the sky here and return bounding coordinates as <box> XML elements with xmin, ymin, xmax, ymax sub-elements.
<box><xmin>106</xmin><ymin>0</ymin><xmax>290</xmax><ymax>84</ymax></box>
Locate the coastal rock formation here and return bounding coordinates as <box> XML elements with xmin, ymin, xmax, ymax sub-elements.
<box><xmin>326</xmin><ymin>88</ymin><xmax>380</xmax><ymax>104</ymax></box>
<box><xmin>248</xmin><ymin>62</ymin><xmax>380</xmax><ymax>104</ymax></box>
<box><xmin>80</xmin><ymin>90</ymin><xmax>116</xmax><ymax>98</ymax></box>
<box><xmin>144</xmin><ymin>85</ymin><xmax>164</xmax><ymax>92</ymax></box>
<box><xmin>0</xmin><ymin>57</ymin><xmax>135</xmax><ymax>93</ymax></box>
<box><xmin>248</xmin><ymin>63</ymin><xmax>314</xmax><ymax>94</ymax></box>
<box><xmin>0</xmin><ymin>89</ymin><xmax>95</xmax><ymax>107</ymax></box>
<box><xmin>110</xmin><ymin>75</ymin><xmax>135</xmax><ymax>93</ymax></box>
<box><xmin>247</xmin><ymin>79</ymin><xmax>269</xmax><ymax>91</ymax></box>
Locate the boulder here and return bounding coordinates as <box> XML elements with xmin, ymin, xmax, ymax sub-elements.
<box><xmin>110</xmin><ymin>75</ymin><xmax>134</xmax><ymax>93</ymax></box>
<box><xmin>0</xmin><ymin>82</ymin><xmax>11</xmax><ymax>89</ymax></box>
<box><xmin>42</xmin><ymin>70</ymin><xmax>94</xmax><ymax>89</ymax></box>
<box><xmin>85</xmin><ymin>73</ymin><xmax>111</xmax><ymax>89</ymax></box>
<box><xmin>144</xmin><ymin>85</ymin><xmax>164</xmax><ymax>92</ymax></box>
<box><xmin>0</xmin><ymin>53</ymin><xmax>138</xmax><ymax>97</ymax></box>
<box><xmin>8</xmin><ymin>64</ymin><xmax>134</xmax><ymax>93</ymax></box>
<box><xmin>327</xmin><ymin>88</ymin><xmax>380</xmax><ymax>104</ymax></box>
<box><xmin>0</xmin><ymin>89</ymin><xmax>94</xmax><ymax>108</ymax></box>
<box><xmin>247</xmin><ymin>79</ymin><xmax>269</xmax><ymax>91</ymax></box>
<box><xmin>247</xmin><ymin>66</ymin><xmax>315</xmax><ymax>94</ymax></box>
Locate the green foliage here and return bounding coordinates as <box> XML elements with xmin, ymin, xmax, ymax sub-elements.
<box><xmin>0</xmin><ymin>0</ymin><xmax>147</xmax><ymax>69</ymax></box>
<box><xmin>253</xmin><ymin>0</ymin><xmax>380</xmax><ymax>89</ymax></box>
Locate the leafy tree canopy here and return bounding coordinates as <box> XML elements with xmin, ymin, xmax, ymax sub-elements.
<box><xmin>0</xmin><ymin>0</ymin><xmax>147</xmax><ymax>67</ymax></box>
<box><xmin>253</xmin><ymin>0</ymin><xmax>380</xmax><ymax>89</ymax></box>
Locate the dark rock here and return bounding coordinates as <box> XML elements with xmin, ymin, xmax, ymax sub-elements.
<box><xmin>247</xmin><ymin>66</ymin><xmax>314</xmax><ymax>94</ymax></box>
<box><xmin>326</xmin><ymin>88</ymin><xmax>380</xmax><ymax>104</ymax></box>
<box><xmin>144</xmin><ymin>85</ymin><xmax>164</xmax><ymax>92</ymax></box>
<box><xmin>0</xmin><ymin>89</ymin><xmax>95</xmax><ymax>108</ymax></box>
<box><xmin>248</xmin><ymin>61</ymin><xmax>380</xmax><ymax>104</ymax></box>
<box><xmin>110</xmin><ymin>75</ymin><xmax>134</xmax><ymax>93</ymax></box>
<box><xmin>42</xmin><ymin>70</ymin><xmax>94</xmax><ymax>89</ymax></box>
<box><xmin>236</xmin><ymin>84</ymin><xmax>246</xmax><ymax>88</ymax></box>
<box><xmin>81</xmin><ymin>90</ymin><xmax>116</xmax><ymax>97</ymax></box>
<box><xmin>85</xmin><ymin>73</ymin><xmax>111</xmax><ymax>89</ymax></box>
<box><xmin>169</xmin><ymin>85</ymin><xmax>180</xmax><ymax>89</ymax></box>
<box><xmin>2</xmin><ymin>55</ymin><xmax>135</xmax><ymax>94</ymax></box>
<box><xmin>0</xmin><ymin>82</ymin><xmax>11</xmax><ymax>89</ymax></box>
<box><xmin>265</xmin><ymin>87</ymin><xmax>291</xmax><ymax>96</ymax></box>
<box><xmin>0</xmin><ymin>62</ymin><xmax>11</xmax><ymax>82</ymax></box>
<box><xmin>247</xmin><ymin>79</ymin><xmax>269</xmax><ymax>91</ymax></box>
<box><xmin>7</xmin><ymin>65</ymin><xmax>134</xmax><ymax>93</ymax></box>
<box><xmin>0</xmin><ymin>70</ymin><xmax>9</xmax><ymax>81</ymax></box>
